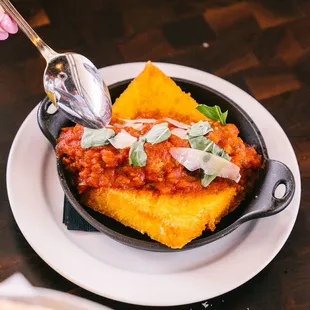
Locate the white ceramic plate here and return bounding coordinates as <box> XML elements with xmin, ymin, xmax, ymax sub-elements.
<box><xmin>7</xmin><ymin>62</ymin><xmax>301</xmax><ymax>307</ymax></box>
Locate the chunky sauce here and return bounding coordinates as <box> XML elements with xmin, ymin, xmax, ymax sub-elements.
<box><xmin>56</xmin><ymin>119</ymin><xmax>262</xmax><ymax>194</ymax></box>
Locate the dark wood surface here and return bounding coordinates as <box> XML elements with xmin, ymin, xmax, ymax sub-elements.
<box><xmin>0</xmin><ymin>0</ymin><xmax>309</xmax><ymax>309</ymax></box>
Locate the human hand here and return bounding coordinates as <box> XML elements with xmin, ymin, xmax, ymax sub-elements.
<box><xmin>0</xmin><ymin>5</ymin><xmax>18</xmax><ymax>40</ymax></box>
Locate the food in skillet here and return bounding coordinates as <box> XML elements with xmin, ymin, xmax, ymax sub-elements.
<box><xmin>56</xmin><ymin>62</ymin><xmax>262</xmax><ymax>249</ymax></box>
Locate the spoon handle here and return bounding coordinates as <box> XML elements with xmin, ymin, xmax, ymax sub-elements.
<box><xmin>0</xmin><ymin>0</ymin><xmax>57</xmax><ymax>61</ymax></box>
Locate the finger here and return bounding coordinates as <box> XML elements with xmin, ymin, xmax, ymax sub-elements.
<box><xmin>0</xmin><ymin>26</ymin><xmax>9</xmax><ymax>40</ymax></box>
<box><xmin>0</xmin><ymin>6</ymin><xmax>5</xmax><ymax>23</ymax></box>
<box><xmin>0</xmin><ymin>14</ymin><xmax>18</xmax><ymax>34</ymax></box>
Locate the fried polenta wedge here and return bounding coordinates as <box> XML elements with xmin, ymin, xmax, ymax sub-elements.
<box><xmin>80</xmin><ymin>62</ymin><xmax>240</xmax><ymax>249</ymax></box>
<box><xmin>57</xmin><ymin>61</ymin><xmax>261</xmax><ymax>249</ymax></box>
<box><xmin>112</xmin><ymin>61</ymin><xmax>205</xmax><ymax>122</ymax></box>
<box><xmin>82</xmin><ymin>185</ymin><xmax>240</xmax><ymax>249</ymax></box>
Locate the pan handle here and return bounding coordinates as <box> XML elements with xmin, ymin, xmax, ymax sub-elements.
<box><xmin>186</xmin><ymin>159</ymin><xmax>296</xmax><ymax>248</ymax></box>
<box><xmin>236</xmin><ymin>159</ymin><xmax>295</xmax><ymax>224</ymax></box>
<box><xmin>37</xmin><ymin>97</ymin><xmax>68</xmax><ymax>147</ymax></box>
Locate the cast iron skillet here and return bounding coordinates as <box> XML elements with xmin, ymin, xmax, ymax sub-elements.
<box><xmin>37</xmin><ymin>78</ymin><xmax>295</xmax><ymax>252</ymax></box>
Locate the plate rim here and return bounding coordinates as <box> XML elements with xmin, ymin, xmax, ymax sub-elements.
<box><xmin>6</xmin><ymin>62</ymin><xmax>301</xmax><ymax>306</ymax></box>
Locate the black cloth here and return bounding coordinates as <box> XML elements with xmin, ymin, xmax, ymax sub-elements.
<box><xmin>62</xmin><ymin>196</ymin><xmax>98</xmax><ymax>232</ymax></box>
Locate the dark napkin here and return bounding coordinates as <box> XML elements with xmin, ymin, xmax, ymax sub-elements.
<box><xmin>63</xmin><ymin>196</ymin><xmax>98</xmax><ymax>232</ymax></box>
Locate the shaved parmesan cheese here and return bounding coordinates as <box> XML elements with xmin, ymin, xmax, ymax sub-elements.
<box><xmin>119</xmin><ymin>118</ymin><xmax>157</xmax><ymax>124</ymax></box>
<box><xmin>170</xmin><ymin>147</ymin><xmax>240</xmax><ymax>182</ymax></box>
<box><xmin>171</xmin><ymin>128</ymin><xmax>188</xmax><ymax>140</ymax></box>
<box><xmin>113</xmin><ymin>123</ymin><xmax>124</xmax><ymax>129</ymax></box>
<box><xmin>112</xmin><ymin>122</ymin><xmax>144</xmax><ymax>130</ymax></box>
<box><xmin>112</xmin><ymin>118</ymin><xmax>156</xmax><ymax>130</ymax></box>
<box><xmin>131</xmin><ymin>123</ymin><xmax>144</xmax><ymax>130</ymax></box>
<box><xmin>115</xmin><ymin>118</ymin><xmax>190</xmax><ymax>129</ymax></box>
<box><xmin>163</xmin><ymin>118</ymin><xmax>190</xmax><ymax>129</ymax></box>
<box><xmin>109</xmin><ymin>130</ymin><xmax>137</xmax><ymax>149</ymax></box>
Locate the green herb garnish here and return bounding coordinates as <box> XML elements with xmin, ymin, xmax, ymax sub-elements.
<box><xmin>188</xmin><ymin>136</ymin><xmax>230</xmax><ymax>160</ymax></box>
<box><xmin>144</xmin><ymin>122</ymin><xmax>171</xmax><ymax>144</ymax></box>
<box><xmin>129</xmin><ymin>139</ymin><xmax>147</xmax><ymax>167</ymax></box>
<box><xmin>201</xmin><ymin>174</ymin><xmax>216</xmax><ymax>187</ymax></box>
<box><xmin>196</xmin><ymin>104</ymin><xmax>228</xmax><ymax>125</ymax></box>
<box><xmin>189</xmin><ymin>136</ymin><xmax>231</xmax><ymax>187</ymax></box>
<box><xmin>187</xmin><ymin>120</ymin><xmax>212</xmax><ymax>137</ymax></box>
<box><xmin>81</xmin><ymin>128</ymin><xmax>115</xmax><ymax>149</ymax></box>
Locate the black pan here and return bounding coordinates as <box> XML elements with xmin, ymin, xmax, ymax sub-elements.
<box><xmin>37</xmin><ymin>78</ymin><xmax>295</xmax><ymax>252</ymax></box>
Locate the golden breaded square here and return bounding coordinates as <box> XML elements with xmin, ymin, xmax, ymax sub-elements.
<box><xmin>82</xmin><ymin>61</ymin><xmax>243</xmax><ymax>248</ymax></box>
<box><xmin>82</xmin><ymin>186</ymin><xmax>240</xmax><ymax>249</ymax></box>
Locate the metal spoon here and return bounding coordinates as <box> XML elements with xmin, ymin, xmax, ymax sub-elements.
<box><xmin>0</xmin><ymin>0</ymin><xmax>112</xmax><ymax>129</ymax></box>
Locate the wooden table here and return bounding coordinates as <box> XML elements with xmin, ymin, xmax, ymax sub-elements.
<box><xmin>0</xmin><ymin>0</ymin><xmax>309</xmax><ymax>309</ymax></box>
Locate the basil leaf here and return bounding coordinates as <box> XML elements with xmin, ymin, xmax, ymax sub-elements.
<box><xmin>129</xmin><ymin>139</ymin><xmax>147</xmax><ymax>167</ymax></box>
<box><xmin>189</xmin><ymin>136</ymin><xmax>231</xmax><ymax>161</ymax></box>
<box><xmin>201</xmin><ymin>173</ymin><xmax>216</xmax><ymax>187</ymax></box>
<box><xmin>145</xmin><ymin>122</ymin><xmax>171</xmax><ymax>144</ymax></box>
<box><xmin>196</xmin><ymin>104</ymin><xmax>228</xmax><ymax>125</ymax></box>
<box><xmin>215</xmin><ymin>147</ymin><xmax>231</xmax><ymax>161</ymax></box>
<box><xmin>81</xmin><ymin>127</ymin><xmax>115</xmax><ymax>149</ymax></box>
<box><xmin>188</xmin><ymin>136</ymin><xmax>213</xmax><ymax>151</ymax></box>
<box><xmin>187</xmin><ymin>120</ymin><xmax>212</xmax><ymax>137</ymax></box>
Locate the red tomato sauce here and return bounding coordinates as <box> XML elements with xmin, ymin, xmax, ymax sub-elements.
<box><xmin>56</xmin><ymin>120</ymin><xmax>262</xmax><ymax>194</ymax></box>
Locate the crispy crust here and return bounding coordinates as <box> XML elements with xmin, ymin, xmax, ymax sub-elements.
<box><xmin>81</xmin><ymin>61</ymin><xmax>248</xmax><ymax>248</ymax></box>
<box><xmin>82</xmin><ymin>184</ymin><xmax>240</xmax><ymax>249</ymax></box>
<box><xmin>112</xmin><ymin>61</ymin><xmax>205</xmax><ymax>122</ymax></box>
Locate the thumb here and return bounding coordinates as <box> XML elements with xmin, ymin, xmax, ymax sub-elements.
<box><xmin>0</xmin><ymin>14</ymin><xmax>18</xmax><ymax>34</ymax></box>
<box><xmin>0</xmin><ymin>27</ymin><xmax>9</xmax><ymax>40</ymax></box>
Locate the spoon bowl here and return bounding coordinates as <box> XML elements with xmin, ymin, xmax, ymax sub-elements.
<box><xmin>44</xmin><ymin>52</ymin><xmax>112</xmax><ymax>128</ymax></box>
